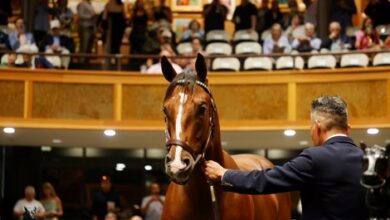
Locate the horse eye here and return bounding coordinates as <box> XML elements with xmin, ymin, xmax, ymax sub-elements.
<box><xmin>197</xmin><ymin>104</ymin><xmax>207</xmax><ymax>116</ymax></box>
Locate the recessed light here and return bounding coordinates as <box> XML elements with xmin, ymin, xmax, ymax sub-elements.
<box><xmin>299</xmin><ymin>140</ymin><xmax>309</xmax><ymax>146</ymax></box>
<box><xmin>144</xmin><ymin>165</ymin><xmax>152</xmax><ymax>171</ymax></box>
<box><xmin>284</xmin><ymin>129</ymin><xmax>296</xmax><ymax>137</ymax></box>
<box><xmin>367</xmin><ymin>128</ymin><xmax>379</xmax><ymax>135</ymax></box>
<box><xmin>3</xmin><ymin>127</ymin><xmax>15</xmax><ymax>134</ymax></box>
<box><xmin>104</xmin><ymin>129</ymin><xmax>116</xmax><ymax>137</ymax></box>
<box><xmin>115</xmin><ymin>163</ymin><xmax>126</xmax><ymax>171</ymax></box>
<box><xmin>52</xmin><ymin>139</ymin><xmax>63</xmax><ymax>144</ymax></box>
<box><xmin>41</xmin><ymin>146</ymin><xmax>52</xmax><ymax>152</ymax></box>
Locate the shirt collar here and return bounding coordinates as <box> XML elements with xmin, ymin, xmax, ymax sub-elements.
<box><xmin>325</xmin><ymin>133</ymin><xmax>348</xmax><ymax>142</ymax></box>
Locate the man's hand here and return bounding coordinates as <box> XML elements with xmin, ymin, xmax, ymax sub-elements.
<box><xmin>204</xmin><ymin>160</ymin><xmax>227</xmax><ymax>182</ymax></box>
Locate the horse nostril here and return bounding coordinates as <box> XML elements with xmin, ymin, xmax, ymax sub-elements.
<box><xmin>165</xmin><ymin>155</ymin><xmax>172</xmax><ymax>163</ymax></box>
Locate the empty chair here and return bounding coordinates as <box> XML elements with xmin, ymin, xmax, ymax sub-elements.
<box><xmin>276</xmin><ymin>56</ymin><xmax>304</xmax><ymax>70</ymax></box>
<box><xmin>233</xmin><ymin>30</ymin><xmax>259</xmax><ymax>42</ymax></box>
<box><xmin>45</xmin><ymin>55</ymin><xmax>62</xmax><ymax>68</ymax></box>
<box><xmin>176</xmin><ymin>42</ymin><xmax>193</xmax><ymax>55</ymax></box>
<box><xmin>376</xmin><ymin>25</ymin><xmax>390</xmax><ymax>36</ymax></box>
<box><xmin>373</xmin><ymin>52</ymin><xmax>390</xmax><ymax>66</ymax></box>
<box><xmin>206</xmin><ymin>42</ymin><xmax>232</xmax><ymax>55</ymax></box>
<box><xmin>235</xmin><ymin>42</ymin><xmax>261</xmax><ymax>55</ymax></box>
<box><xmin>243</xmin><ymin>57</ymin><xmax>273</xmax><ymax>71</ymax></box>
<box><xmin>340</xmin><ymin>53</ymin><xmax>369</xmax><ymax>67</ymax></box>
<box><xmin>212</xmin><ymin>57</ymin><xmax>241</xmax><ymax>71</ymax></box>
<box><xmin>206</xmin><ymin>30</ymin><xmax>230</xmax><ymax>43</ymax></box>
<box><xmin>308</xmin><ymin>55</ymin><xmax>337</xmax><ymax>69</ymax></box>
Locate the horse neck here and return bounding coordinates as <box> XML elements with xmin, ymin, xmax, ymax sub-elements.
<box><xmin>205</xmin><ymin>111</ymin><xmax>224</xmax><ymax>165</ymax></box>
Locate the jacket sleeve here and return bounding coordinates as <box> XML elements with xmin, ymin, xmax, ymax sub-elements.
<box><xmin>221</xmin><ymin>149</ymin><xmax>315</xmax><ymax>194</ymax></box>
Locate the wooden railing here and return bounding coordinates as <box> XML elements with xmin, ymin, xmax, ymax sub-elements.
<box><xmin>1</xmin><ymin>66</ymin><xmax>390</xmax><ymax>131</ymax></box>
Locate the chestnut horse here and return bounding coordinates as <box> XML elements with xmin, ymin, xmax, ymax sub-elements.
<box><xmin>161</xmin><ymin>54</ymin><xmax>291</xmax><ymax>220</ymax></box>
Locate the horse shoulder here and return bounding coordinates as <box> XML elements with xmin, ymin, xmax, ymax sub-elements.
<box><xmin>231</xmin><ymin>153</ymin><xmax>274</xmax><ymax>171</ymax></box>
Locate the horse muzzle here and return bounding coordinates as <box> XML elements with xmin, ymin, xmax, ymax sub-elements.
<box><xmin>165</xmin><ymin>153</ymin><xmax>196</xmax><ymax>185</ymax></box>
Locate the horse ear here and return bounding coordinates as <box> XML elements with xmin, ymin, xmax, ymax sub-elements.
<box><xmin>161</xmin><ymin>56</ymin><xmax>177</xmax><ymax>82</ymax></box>
<box><xmin>195</xmin><ymin>53</ymin><xmax>208</xmax><ymax>83</ymax></box>
<box><xmin>360</xmin><ymin>141</ymin><xmax>367</xmax><ymax>151</ymax></box>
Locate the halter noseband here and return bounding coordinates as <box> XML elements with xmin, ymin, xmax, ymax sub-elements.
<box><xmin>165</xmin><ymin>79</ymin><xmax>216</xmax><ymax>167</ymax></box>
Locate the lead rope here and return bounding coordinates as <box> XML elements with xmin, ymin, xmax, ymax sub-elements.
<box><xmin>208</xmin><ymin>180</ymin><xmax>221</xmax><ymax>220</ymax></box>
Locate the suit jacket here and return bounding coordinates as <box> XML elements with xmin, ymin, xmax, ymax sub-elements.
<box><xmin>321</xmin><ymin>35</ymin><xmax>353</xmax><ymax>51</ymax></box>
<box><xmin>40</xmin><ymin>34</ymin><xmax>75</xmax><ymax>53</ymax></box>
<box><xmin>221</xmin><ymin>136</ymin><xmax>368</xmax><ymax>220</ymax></box>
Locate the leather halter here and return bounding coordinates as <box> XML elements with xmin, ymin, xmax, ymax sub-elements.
<box><xmin>165</xmin><ymin>79</ymin><xmax>216</xmax><ymax>167</ymax></box>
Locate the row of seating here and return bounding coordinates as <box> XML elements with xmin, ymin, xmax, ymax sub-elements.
<box><xmin>210</xmin><ymin>52</ymin><xmax>390</xmax><ymax>71</ymax></box>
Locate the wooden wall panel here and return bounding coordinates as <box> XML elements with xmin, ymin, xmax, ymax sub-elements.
<box><xmin>32</xmin><ymin>83</ymin><xmax>113</xmax><ymax>119</ymax></box>
<box><xmin>212</xmin><ymin>84</ymin><xmax>288</xmax><ymax>120</ymax></box>
<box><xmin>0</xmin><ymin>81</ymin><xmax>24</xmax><ymax>117</ymax></box>
<box><xmin>296</xmin><ymin>80</ymin><xmax>387</xmax><ymax>120</ymax></box>
<box><xmin>122</xmin><ymin>85</ymin><xmax>166</xmax><ymax>120</ymax></box>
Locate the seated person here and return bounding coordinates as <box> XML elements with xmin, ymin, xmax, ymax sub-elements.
<box><xmin>13</xmin><ymin>186</ymin><xmax>45</xmax><ymax>220</ymax></box>
<box><xmin>0</xmin><ymin>29</ymin><xmax>11</xmax><ymax>56</ymax></box>
<box><xmin>8</xmin><ymin>18</ymin><xmax>35</xmax><ymax>51</ymax></box>
<box><xmin>181</xmin><ymin>37</ymin><xmax>207</xmax><ymax>71</ymax></box>
<box><xmin>284</xmin><ymin>14</ymin><xmax>304</xmax><ymax>43</ymax></box>
<box><xmin>145</xmin><ymin>49</ymin><xmax>183</xmax><ymax>74</ymax></box>
<box><xmin>292</xmin><ymin>22</ymin><xmax>321</xmax><ymax>52</ymax></box>
<box><xmin>16</xmin><ymin>44</ymin><xmax>54</xmax><ymax>69</ymax></box>
<box><xmin>321</xmin><ymin>21</ymin><xmax>352</xmax><ymax>51</ymax></box>
<box><xmin>355</xmin><ymin>17</ymin><xmax>383</xmax><ymax>50</ymax></box>
<box><xmin>181</xmin><ymin>19</ymin><xmax>205</xmax><ymax>42</ymax></box>
<box><xmin>40</xmin><ymin>19</ymin><xmax>74</xmax><ymax>68</ymax></box>
<box><xmin>263</xmin><ymin>23</ymin><xmax>291</xmax><ymax>54</ymax></box>
<box><xmin>0</xmin><ymin>52</ymin><xmax>17</xmax><ymax>67</ymax></box>
<box><xmin>92</xmin><ymin>176</ymin><xmax>121</xmax><ymax>220</ymax></box>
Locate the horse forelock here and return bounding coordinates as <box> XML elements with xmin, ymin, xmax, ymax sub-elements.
<box><xmin>164</xmin><ymin>71</ymin><xmax>198</xmax><ymax>101</ymax></box>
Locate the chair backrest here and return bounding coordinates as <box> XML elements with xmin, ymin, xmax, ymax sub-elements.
<box><xmin>373</xmin><ymin>52</ymin><xmax>390</xmax><ymax>66</ymax></box>
<box><xmin>340</xmin><ymin>53</ymin><xmax>369</xmax><ymax>67</ymax></box>
<box><xmin>308</xmin><ymin>55</ymin><xmax>336</xmax><ymax>69</ymax></box>
<box><xmin>375</xmin><ymin>25</ymin><xmax>390</xmax><ymax>36</ymax></box>
<box><xmin>261</xmin><ymin>29</ymin><xmax>272</xmax><ymax>41</ymax></box>
<box><xmin>276</xmin><ymin>56</ymin><xmax>304</xmax><ymax>70</ymax></box>
<box><xmin>212</xmin><ymin>57</ymin><xmax>240</xmax><ymax>71</ymax></box>
<box><xmin>233</xmin><ymin>30</ymin><xmax>259</xmax><ymax>42</ymax></box>
<box><xmin>176</xmin><ymin>42</ymin><xmax>193</xmax><ymax>55</ymax></box>
<box><xmin>206</xmin><ymin>30</ymin><xmax>230</xmax><ymax>43</ymax></box>
<box><xmin>292</xmin><ymin>25</ymin><xmax>305</xmax><ymax>39</ymax></box>
<box><xmin>243</xmin><ymin>57</ymin><xmax>273</xmax><ymax>71</ymax></box>
<box><xmin>235</xmin><ymin>42</ymin><xmax>262</xmax><ymax>55</ymax></box>
<box><xmin>206</xmin><ymin>42</ymin><xmax>232</xmax><ymax>55</ymax></box>
<box><xmin>0</xmin><ymin>54</ymin><xmax>7</xmax><ymax>64</ymax></box>
<box><xmin>45</xmin><ymin>55</ymin><xmax>62</xmax><ymax>68</ymax></box>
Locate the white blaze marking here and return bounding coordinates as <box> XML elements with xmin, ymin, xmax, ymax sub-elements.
<box><xmin>169</xmin><ymin>92</ymin><xmax>188</xmax><ymax>174</ymax></box>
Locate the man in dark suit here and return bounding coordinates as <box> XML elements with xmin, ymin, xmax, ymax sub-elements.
<box><xmin>321</xmin><ymin>21</ymin><xmax>353</xmax><ymax>51</ymax></box>
<box><xmin>205</xmin><ymin>96</ymin><xmax>368</xmax><ymax>220</ymax></box>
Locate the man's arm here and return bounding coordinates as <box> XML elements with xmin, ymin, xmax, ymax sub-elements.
<box><xmin>205</xmin><ymin>150</ymin><xmax>315</xmax><ymax>194</ymax></box>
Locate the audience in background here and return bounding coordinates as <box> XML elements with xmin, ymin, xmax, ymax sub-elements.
<box><xmin>330</xmin><ymin>0</ymin><xmax>356</xmax><ymax>32</ymax></box>
<box><xmin>284</xmin><ymin>14</ymin><xmax>304</xmax><ymax>43</ymax></box>
<box><xmin>92</xmin><ymin>176</ymin><xmax>121</xmax><ymax>220</ymax></box>
<box><xmin>41</xmin><ymin>182</ymin><xmax>63</xmax><ymax>220</ymax></box>
<box><xmin>181</xmin><ymin>20</ymin><xmax>204</xmax><ymax>42</ymax></box>
<box><xmin>77</xmin><ymin>0</ymin><xmax>96</xmax><ymax>55</ymax></box>
<box><xmin>355</xmin><ymin>17</ymin><xmax>382</xmax><ymax>50</ymax></box>
<box><xmin>268</xmin><ymin>1</ymin><xmax>283</xmax><ymax>28</ymax></box>
<box><xmin>303</xmin><ymin>0</ymin><xmax>317</xmax><ymax>26</ymax></box>
<box><xmin>13</xmin><ymin>186</ymin><xmax>45</xmax><ymax>220</ymax></box>
<box><xmin>282</xmin><ymin>0</ymin><xmax>300</xmax><ymax>29</ymax></box>
<box><xmin>17</xmin><ymin>44</ymin><xmax>54</xmax><ymax>69</ymax></box>
<box><xmin>364</xmin><ymin>0</ymin><xmax>390</xmax><ymax>28</ymax></box>
<box><xmin>203</xmin><ymin>0</ymin><xmax>228</xmax><ymax>33</ymax></box>
<box><xmin>129</xmin><ymin>0</ymin><xmax>149</xmax><ymax>55</ymax></box>
<box><xmin>54</xmin><ymin>0</ymin><xmax>73</xmax><ymax>36</ymax></box>
<box><xmin>146</xmin><ymin>49</ymin><xmax>182</xmax><ymax>74</ymax></box>
<box><xmin>33</xmin><ymin>0</ymin><xmax>53</xmax><ymax>46</ymax></box>
<box><xmin>153</xmin><ymin>0</ymin><xmax>172</xmax><ymax>24</ymax></box>
<box><xmin>263</xmin><ymin>23</ymin><xmax>291</xmax><ymax>54</ymax></box>
<box><xmin>102</xmin><ymin>0</ymin><xmax>126</xmax><ymax>55</ymax></box>
<box><xmin>0</xmin><ymin>29</ymin><xmax>10</xmax><ymax>55</ymax></box>
<box><xmin>321</xmin><ymin>21</ymin><xmax>352</xmax><ymax>51</ymax></box>
<box><xmin>0</xmin><ymin>52</ymin><xmax>17</xmax><ymax>67</ymax></box>
<box><xmin>256</xmin><ymin>0</ymin><xmax>271</xmax><ymax>37</ymax></box>
<box><xmin>9</xmin><ymin>18</ymin><xmax>35</xmax><ymax>51</ymax></box>
<box><xmin>292</xmin><ymin>22</ymin><xmax>321</xmax><ymax>52</ymax></box>
<box><xmin>232</xmin><ymin>0</ymin><xmax>257</xmax><ymax>32</ymax></box>
<box><xmin>105</xmin><ymin>212</ymin><xmax>117</xmax><ymax>220</ymax></box>
<box><xmin>141</xmin><ymin>182</ymin><xmax>165</xmax><ymax>220</ymax></box>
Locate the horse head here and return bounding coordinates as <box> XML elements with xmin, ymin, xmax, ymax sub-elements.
<box><xmin>162</xmin><ymin>54</ymin><xmax>216</xmax><ymax>185</ymax></box>
<box><xmin>360</xmin><ymin>142</ymin><xmax>390</xmax><ymax>188</ymax></box>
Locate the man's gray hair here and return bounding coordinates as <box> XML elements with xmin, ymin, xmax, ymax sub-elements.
<box><xmin>311</xmin><ymin>96</ymin><xmax>348</xmax><ymax>130</ymax></box>
<box><xmin>25</xmin><ymin>185</ymin><xmax>35</xmax><ymax>194</ymax></box>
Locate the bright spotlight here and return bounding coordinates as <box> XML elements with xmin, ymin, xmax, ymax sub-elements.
<box><xmin>104</xmin><ymin>129</ymin><xmax>116</xmax><ymax>137</ymax></box>
<box><xmin>144</xmin><ymin>165</ymin><xmax>152</xmax><ymax>171</ymax></box>
<box><xmin>3</xmin><ymin>127</ymin><xmax>15</xmax><ymax>134</ymax></box>
<box><xmin>116</xmin><ymin>163</ymin><xmax>126</xmax><ymax>171</ymax></box>
<box><xmin>367</xmin><ymin>128</ymin><xmax>379</xmax><ymax>135</ymax></box>
<box><xmin>284</xmin><ymin>129</ymin><xmax>296</xmax><ymax>137</ymax></box>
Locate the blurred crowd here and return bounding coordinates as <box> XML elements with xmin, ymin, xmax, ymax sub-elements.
<box><xmin>0</xmin><ymin>0</ymin><xmax>389</xmax><ymax>71</ymax></box>
<box><xmin>13</xmin><ymin>177</ymin><xmax>165</xmax><ymax>220</ymax></box>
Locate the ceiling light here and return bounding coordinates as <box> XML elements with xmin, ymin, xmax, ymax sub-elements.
<box><xmin>3</xmin><ymin>127</ymin><xmax>15</xmax><ymax>134</ymax></box>
<box><xmin>104</xmin><ymin>129</ymin><xmax>116</xmax><ymax>137</ymax></box>
<box><xmin>367</xmin><ymin>128</ymin><xmax>379</xmax><ymax>135</ymax></box>
<box><xmin>284</xmin><ymin>129</ymin><xmax>296</xmax><ymax>137</ymax></box>
<box><xmin>116</xmin><ymin>163</ymin><xmax>126</xmax><ymax>171</ymax></box>
<box><xmin>41</xmin><ymin>146</ymin><xmax>52</xmax><ymax>152</ymax></box>
<box><xmin>144</xmin><ymin>165</ymin><xmax>152</xmax><ymax>171</ymax></box>
<box><xmin>52</xmin><ymin>139</ymin><xmax>63</xmax><ymax>144</ymax></box>
<box><xmin>299</xmin><ymin>140</ymin><xmax>309</xmax><ymax>146</ymax></box>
